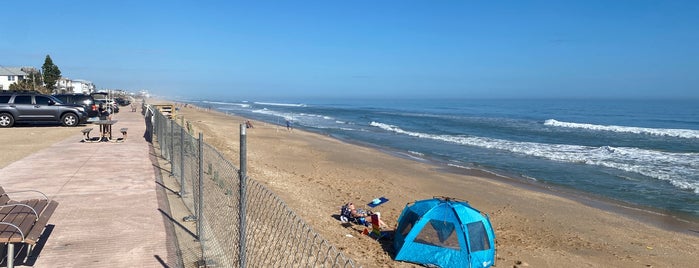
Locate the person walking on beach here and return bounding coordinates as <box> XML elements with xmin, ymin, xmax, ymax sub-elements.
<box><xmin>286</xmin><ymin>120</ymin><xmax>292</xmax><ymax>131</ymax></box>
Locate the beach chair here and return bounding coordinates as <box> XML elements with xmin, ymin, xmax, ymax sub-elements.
<box><xmin>369</xmin><ymin>213</ymin><xmax>389</xmax><ymax>240</ymax></box>
<box><xmin>339</xmin><ymin>203</ymin><xmax>368</xmax><ymax>226</ymax></box>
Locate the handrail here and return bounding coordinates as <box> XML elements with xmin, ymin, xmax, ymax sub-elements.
<box><xmin>0</xmin><ymin>222</ymin><xmax>26</xmax><ymax>241</ymax></box>
<box><xmin>0</xmin><ymin>203</ymin><xmax>40</xmax><ymax>221</ymax></box>
<box><xmin>3</xmin><ymin>189</ymin><xmax>50</xmax><ymax>203</ymax></box>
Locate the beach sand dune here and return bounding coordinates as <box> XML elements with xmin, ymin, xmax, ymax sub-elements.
<box><xmin>172</xmin><ymin>104</ymin><xmax>699</xmax><ymax>267</ymax></box>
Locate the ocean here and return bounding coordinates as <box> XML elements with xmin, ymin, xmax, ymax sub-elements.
<box><xmin>181</xmin><ymin>98</ymin><xmax>699</xmax><ymax>220</ymax></box>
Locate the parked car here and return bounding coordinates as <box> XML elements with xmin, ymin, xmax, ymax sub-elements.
<box><xmin>115</xmin><ymin>97</ymin><xmax>131</xmax><ymax>106</ymax></box>
<box><xmin>0</xmin><ymin>91</ymin><xmax>88</xmax><ymax>127</ymax></box>
<box><xmin>52</xmin><ymin>93</ymin><xmax>99</xmax><ymax>118</ymax></box>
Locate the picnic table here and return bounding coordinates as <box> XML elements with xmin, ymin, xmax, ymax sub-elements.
<box><xmin>94</xmin><ymin>119</ymin><xmax>118</xmax><ymax>142</ymax></box>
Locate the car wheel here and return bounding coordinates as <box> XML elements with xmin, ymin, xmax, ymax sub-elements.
<box><xmin>0</xmin><ymin>113</ymin><xmax>14</xmax><ymax>128</ymax></box>
<box><xmin>62</xmin><ymin>113</ymin><xmax>79</xmax><ymax>127</ymax></box>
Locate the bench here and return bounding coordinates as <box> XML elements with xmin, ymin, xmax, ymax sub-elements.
<box><xmin>117</xmin><ymin>128</ymin><xmax>128</xmax><ymax>142</ymax></box>
<box><xmin>0</xmin><ymin>186</ymin><xmax>58</xmax><ymax>268</ymax></box>
<box><xmin>81</xmin><ymin>128</ymin><xmax>94</xmax><ymax>142</ymax></box>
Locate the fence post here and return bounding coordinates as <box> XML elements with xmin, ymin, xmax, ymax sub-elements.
<box><xmin>198</xmin><ymin>132</ymin><xmax>204</xmax><ymax>239</ymax></box>
<box><xmin>239</xmin><ymin>124</ymin><xmax>247</xmax><ymax>268</ymax></box>
<box><xmin>170</xmin><ymin>119</ymin><xmax>175</xmax><ymax>164</ymax></box>
<box><xmin>179</xmin><ymin>126</ymin><xmax>186</xmax><ymax>196</ymax></box>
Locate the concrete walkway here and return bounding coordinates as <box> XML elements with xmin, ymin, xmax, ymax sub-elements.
<box><xmin>0</xmin><ymin>108</ymin><xmax>177</xmax><ymax>267</ymax></box>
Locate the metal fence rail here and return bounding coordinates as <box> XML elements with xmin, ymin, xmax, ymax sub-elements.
<box><xmin>146</xmin><ymin>104</ymin><xmax>358</xmax><ymax>267</ymax></box>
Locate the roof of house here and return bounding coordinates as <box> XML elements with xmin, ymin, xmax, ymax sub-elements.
<box><xmin>0</xmin><ymin>66</ymin><xmax>29</xmax><ymax>76</ymax></box>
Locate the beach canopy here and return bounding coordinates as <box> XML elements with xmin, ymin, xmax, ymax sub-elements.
<box><xmin>393</xmin><ymin>197</ymin><xmax>496</xmax><ymax>268</ymax></box>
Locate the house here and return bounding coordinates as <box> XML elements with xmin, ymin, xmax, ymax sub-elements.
<box><xmin>71</xmin><ymin>79</ymin><xmax>96</xmax><ymax>94</ymax></box>
<box><xmin>0</xmin><ymin>66</ymin><xmax>29</xmax><ymax>90</ymax></box>
<box><xmin>55</xmin><ymin>77</ymin><xmax>95</xmax><ymax>94</ymax></box>
<box><xmin>2</xmin><ymin>65</ymin><xmax>95</xmax><ymax>94</ymax></box>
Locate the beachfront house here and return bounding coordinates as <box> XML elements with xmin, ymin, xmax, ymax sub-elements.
<box><xmin>55</xmin><ymin>78</ymin><xmax>95</xmax><ymax>94</ymax></box>
<box><xmin>0</xmin><ymin>66</ymin><xmax>29</xmax><ymax>91</ymax></box>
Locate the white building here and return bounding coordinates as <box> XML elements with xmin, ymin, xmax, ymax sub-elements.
<box><xmin>2</xmin><ymin>65</ymin><xmax>95</xmax><ymax>93</ymax></box>
<box><xmin>55</xmin><ymin>78</ymin><xmax>95</xmax><ymax>94</ymax></box>
<box><xmin>71</xmin><ymin>79</ymin><xmax>96</xmax><ymax>94</ymax></box>
<box><xmin>0</xmin><ymin>66</ymin><xmax>28</xmax><ymax>90</ymax></box>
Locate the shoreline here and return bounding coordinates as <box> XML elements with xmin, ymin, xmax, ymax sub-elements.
<box><xmin>165</xmin><ymin>101</ymin><xmax>699</xmax><ymax>267</ymax></box>
<box><xmin>288</xmin><ymin>118</ymin><xmax>699</xmax><ymax>235</ymax></box>
<box><xmin>439</xmin><ymin>164</ymin><xmax>699</xmax><ymax>235</ymax></box>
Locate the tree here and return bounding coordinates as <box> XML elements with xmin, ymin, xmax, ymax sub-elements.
<box><xmin>8</xmin><ymin>68</ymin><xmax>50</xmax><ymax>94</ymax></box>
<box><xmin>42</xmin><ymin>55</ymin><xmax>61</xmax><ymax>92</ymax></box>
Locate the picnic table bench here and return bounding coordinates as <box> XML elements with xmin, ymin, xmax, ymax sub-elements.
<box><xmin>0</xmin><ymin>186</ymin><xmax>58</xmax><ymax>268</ymax></box>
<box><xmin>81</xmin><ymin>121</ymin><xmax>127</xmax><ymax>143</ymax></box>
<box><xmin>119</xmin><ymin>128</ymin><xmax>128</xmax><ymax>142</ymax></box>
<box><xmin>81</xmin><ymin>127</ymin><xmax>94</xmax><ymax>142</ymax></box>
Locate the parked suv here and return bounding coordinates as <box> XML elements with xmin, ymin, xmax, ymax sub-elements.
<box><xmin>0</xmin><ymin>91</ymin><xmax>88</xmax><ymax>127</ymax></box>
<box><xmin>52</xmin><ymin>93</ymin><xmax>99</xmax><ymax>118</ymax></box>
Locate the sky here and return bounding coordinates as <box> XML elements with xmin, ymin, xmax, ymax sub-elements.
<box><xmin>1</xmin><ymin>0</ymin><xmax>697</xmax><ymax>100</ymax></box>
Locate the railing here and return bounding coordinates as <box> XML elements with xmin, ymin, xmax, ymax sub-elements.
<box><xmin>145</xmin><ymin>104</ymin><xmax>358</xmax><ymax>267</ymax></box>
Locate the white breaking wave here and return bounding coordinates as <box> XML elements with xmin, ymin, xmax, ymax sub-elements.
<box><xmin>544</xmin><ymin>119</ymin><xmax>699</xmax><ymax>139</ymax></box>
<box><xmin>201</xmin><ymin>100</ymin><xmax>251</xmax><ymax>108</ymax></box>
<box><xmin>252</xmin><ymin>109</ymin><xmax>336</xmax><ymax>127</ymax></box>
<box><xmin>370</xmin><ymin>121</ymin><xmax>699</xmax><ymax>193</ymax></box>
<box><xmin>252</xmin><ymin>109</ymin><xmax>296</xmax><ymax>121</ymax></box>
<box><xmin>254</xmin><ymin>102</ymin><xmax>307</xmax><ymax>107</ymax></box>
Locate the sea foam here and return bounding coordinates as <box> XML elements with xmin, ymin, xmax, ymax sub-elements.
<box><xmin>544</xmin><ymin>119</ymin><xmax>699</xmax><ymax>139</ymax></box>
<box><xmin>254</xmin><ymin>102</ymin><xmax>307</xmax><ymax>107</ymax></box>
<box><xmin>370</xmin><ymin>121</ymin><xmax>699</xmax><ymax>193</ymax></box>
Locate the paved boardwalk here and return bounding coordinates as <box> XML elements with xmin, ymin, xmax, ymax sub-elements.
<box><xmin>0</xmin><ymin>109</ymin><xmax>176</xmax><ymax>267</ymax></box>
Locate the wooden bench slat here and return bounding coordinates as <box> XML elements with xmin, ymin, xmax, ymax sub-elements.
<box><xmin>0</xmin><ymin>193</ymin><xmax>10</xmax><ymax>205</ymax></box>
<box><xmin>25</xmin><ymin>200</ymin><xmax>58</xmax><ymax>244</ymax></box>
<box><xmin>0</xmin><ymin>203</ymin><xmax>34</xmax><ymax>242</ymax></box>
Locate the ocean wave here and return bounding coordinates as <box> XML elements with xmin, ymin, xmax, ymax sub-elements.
<box><xmin>544</xmin><ymin>119</ymin><xmax>699</xmax><ymax>139</ymax></box>
<box><xmin>254</xmin><ymin>102</ymin><xmax>307</xmax><ymax>107</ymax></box>
<box><xmin>252</xmin><ymin>109</ymin><xmax>295</xmax><ymax>121</ymax></box>
<box><xmin>252</xmin><ymin>109</ymin><xmax>337</xmax><ymax>127</ymax></box>
<box><xmin>202</xmin><ymin>100</ymin><xmax>251</xmax><ymax>108</ymax></box>
<box><xmin>370</xmin><ymin>121</ymin><xmax>699</xmax><ymax>193</ymax></box>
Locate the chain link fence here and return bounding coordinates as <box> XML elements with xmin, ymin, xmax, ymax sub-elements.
<box><xmin>145</xmin><ymin>104</ymin><xmax>358</xmax><ymax>267</ymax></box>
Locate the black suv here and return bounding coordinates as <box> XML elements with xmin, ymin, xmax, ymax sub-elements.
<box><xmin>0</xmin><ymin>91</ymin><xmax>88</xmax><ymax>127</ymax></box>
<box><xmin>53</xmin><ymin>93</ymin><xmax>99</xmax><ymax>118</ymax></box>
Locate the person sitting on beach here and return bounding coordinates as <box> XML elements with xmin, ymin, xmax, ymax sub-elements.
<box><xmin>245</xmin><ymin>120</ymin><xmax>254</xmax><ymax>128</ymax></box>
<box><xmin>340</xmin><ymin>202</ymin><xmax>387</xmax><ymax>228</ymax></box>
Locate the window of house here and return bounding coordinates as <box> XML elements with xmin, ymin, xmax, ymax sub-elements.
<box><xmin>8</xmin><ymin>76</ymin><xmax>15</xmax><ymax>81</ymax></box>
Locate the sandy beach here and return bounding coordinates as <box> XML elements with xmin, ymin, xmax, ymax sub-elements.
<box><xmin>2</xmin><ymin>103</ymin><xmax>698</xmax><ymax>267</ymax></box>
<box><xmin>168</xmin><ymin>103</ymin><xmax>699</xmax><ymax>267</ymax></box>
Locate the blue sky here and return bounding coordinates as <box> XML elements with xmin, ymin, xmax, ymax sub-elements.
<box><xmin>1</xmin><ymin>1</ymin><xmax>697</xmax><ymax>100</ymax></box>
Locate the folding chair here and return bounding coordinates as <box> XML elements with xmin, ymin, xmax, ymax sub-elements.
<box><xmin>369</xmin><ymin>213</ymin><xmax>389</xmax><ymax>240</ymax></box>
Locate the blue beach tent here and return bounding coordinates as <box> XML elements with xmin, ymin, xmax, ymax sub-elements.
<box><xmin>393</xmin><ymin>197</ymin><xmax>496</xmax><ymax>268</ymax></box>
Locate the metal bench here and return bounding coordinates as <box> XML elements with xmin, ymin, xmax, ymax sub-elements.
<box><xmin>0</xmin><ymin>186</ymin><xmax>58</xmax><ymax>268</ymax></box>
<box><xmin>81</xmin><ymin>128</ymin><xmax>94</xmax><ymax>142</ymax></box>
